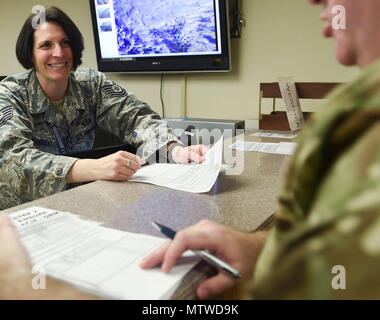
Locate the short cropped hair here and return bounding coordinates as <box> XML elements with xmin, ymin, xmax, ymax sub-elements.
<box><xmin>16</xmin><ymin>6</ymin><xmax>84</xmax><ymax>70</ymax></box>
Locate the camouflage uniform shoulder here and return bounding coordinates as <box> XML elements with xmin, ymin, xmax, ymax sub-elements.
<box><xmin>70</xmin><ymin>68</ymin><xmax>110</xmax><ymax>97</ymax></box>
<box><xmin>0</xmin><ymin>71</ymin><xmax>32</xmax><ymax>110</ymax></box>
<box><xmin>71</xmin><ymin>68</ymin><xmax>104</xmax><ymax>84</ymax></box>
<box><xmin>0</xmin><ymin>70</ymin><xmax>32</xmax><ymax>94</ymax></box>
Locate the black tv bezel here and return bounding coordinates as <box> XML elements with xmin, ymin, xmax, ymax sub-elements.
<box><xmin>89</xmin><ymin>0</ymin><xmax>231</xmax><ymax>73</ymax></box>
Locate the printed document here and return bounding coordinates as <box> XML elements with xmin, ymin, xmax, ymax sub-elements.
<box><xmin>249</xmin><ymin>132</ymin><xmax>297</xmax><ymax>139</ymax></box>
<box><xmin>230</xmin><ymin>140</ymin><xmax>297</xmax><ymax>155</ymax></box>
<box><xmin>10</xmin><ymin>206</ymin><xmax>199</xmax><ymax>300</ymax></box>
<box><xmin>129</xmin><ymin>137</ymin><xmax>223</xmax><ymax>193</ymax></box>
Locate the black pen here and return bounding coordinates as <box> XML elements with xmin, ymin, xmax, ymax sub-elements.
<box><xmin>151</xmin><ymin>221</ymin><xmax>241</xmax><ymax>279</ymax></box>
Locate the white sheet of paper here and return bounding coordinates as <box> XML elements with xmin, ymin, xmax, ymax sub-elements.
<box><xmin>10</xmin><ymin>206</ymin><xmax>199</xmax><ymax>300</ymax></box>
<box><xmin>129</xmin><ymin>136</ymin><xmax>223</xmax><ymax>193</ymax></box>
<box><xmin>249</xmin><ymin>132</ymin><xmax>297</xmax><ymax>139</ymax></box>
<box><xmin>276</xmin><ymin>142</ymin><xmax>298</xmax><ymax>155</ymax></box>
<box><xmin>229</xmin><ymin>140</ymin><xmax>297</xmax><ymax>155</ymax></box>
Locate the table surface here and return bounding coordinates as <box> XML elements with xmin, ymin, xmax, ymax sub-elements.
<box><xmin>1</xmin><ymin>131</ymin><xmax>293</xmax><ymax>299</ymax></box>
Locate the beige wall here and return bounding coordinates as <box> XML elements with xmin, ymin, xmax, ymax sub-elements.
<box><xmin>0</xmin><ymin>0</ymin><xmax>358</xmax><ymax>121</ymax></box>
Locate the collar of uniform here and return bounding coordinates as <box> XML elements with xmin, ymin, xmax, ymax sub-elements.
<box><xmin>62</xmin><ymin>72</ymin><xmax>86</xmax><ymax>124</ymax></box>
<box><xmin>28</xmin><ymin>70</ymin><xmax>86</xmax><ymax>124</ymax></box>
<box><xmin>28</xmin><ymin>70</ymin><xmax>52</xmax><ymax>115</ymax></box>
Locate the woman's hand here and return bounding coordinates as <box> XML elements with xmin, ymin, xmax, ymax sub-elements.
<box><xmin>67</xmin><ymin>151</ymin><xmax>145</xmax><ymax>183</ymax></box>
<box><xmin>140</xmin><ymin>220</ymin><xmax>268</xmax><ymax>299</ymax></box>
<box><xmin>171</xmin><ymin>145</ymin><xmax>209</xmax><ymax>164</ymax></box>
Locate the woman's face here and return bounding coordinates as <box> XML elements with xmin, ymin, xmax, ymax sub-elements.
<box><xmin>32</xmin><ymin>22</ymin><xmax>73</xmax><ymax>85</ymax></box>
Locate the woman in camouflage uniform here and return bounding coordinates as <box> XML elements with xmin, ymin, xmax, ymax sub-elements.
<box><xmin>0</xmin><ymin>7</ymin><xmax>207</xmax><ymax>209</ymax></box>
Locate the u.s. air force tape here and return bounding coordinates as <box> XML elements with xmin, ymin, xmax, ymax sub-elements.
<box><xmin>101</xmin><ymin>82</ymin><xmax>127</xmax><ymax>98</ymax></box>
<box><xmin>0</xmin><ymin>106</ymin><xmax>13</xmax><ymax>127</ymax></box>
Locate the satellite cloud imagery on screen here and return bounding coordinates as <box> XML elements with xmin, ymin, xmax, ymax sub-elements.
<box><xmin>112</xmin><ymin>0</ymin><xmax>218</xmax><ymax>56</ymax></box>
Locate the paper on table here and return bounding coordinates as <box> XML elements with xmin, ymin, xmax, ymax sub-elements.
<box><xmin>10</xmin><ymin>206</ymin><xmax>199</xmax><ymax>300</ymax></box>
<box><xmin>276</xmin><ymin>142</ymin><xmax>298</xmax><ymax>155</ymax></box>
<box><xmin>129</xmin><ymin>136</ymin><xmax>223</xmax><ymax>193</ymax></box>
<box><xmin>249</xmin><ymin>132</ymin><xmax>297</xmax><ymax>139</ymax></box>
<box><xmin>230</xmin><ymin>140</ymin><xmax>297</xmax><ymax>155</ymax></box>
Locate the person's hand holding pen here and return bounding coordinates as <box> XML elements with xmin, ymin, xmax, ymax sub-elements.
<box><xmin>140</xmin><ymin>220</ymin><xmax>268</xmax><ymax>299</ymax></box>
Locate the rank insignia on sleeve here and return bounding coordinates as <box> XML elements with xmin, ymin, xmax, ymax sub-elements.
<box><xmin>101</xmin><ymin>82</ymin><xmax>128</xmax><ymax>98</ymax></box>
<box><xmin>0</xmin><ymin>105</ymin><xmax>13</xmax><ymax>127</ymax></box>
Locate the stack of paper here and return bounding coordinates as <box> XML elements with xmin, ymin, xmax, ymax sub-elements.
<box><xmin>10</xmin><ymin>206</ymin><xmax>199</xmax><ymax>300</ymax></box>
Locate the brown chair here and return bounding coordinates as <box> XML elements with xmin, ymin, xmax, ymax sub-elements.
<box><xmin>259</xmin><ymin>82</ymin><xmax>341</xmax><ymax>130</ymax></box>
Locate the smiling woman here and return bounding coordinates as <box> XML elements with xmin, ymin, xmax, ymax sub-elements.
<box><xmin>32</xmin><ymin>22</ymin><xmax>73</xmax><ymax>101</ymax></box>
<box><xmin>0</xmin><ymin>6</ymin><xmax>207</xmax><ymax>210</ymax></box>
<box><xmin>16</xmin><ymin>7</ymin><xmax>84</xmax><ymax>71</ymax></box>
<box><xmin>16</xmin><ymin>8</ymin><xmax>81</xmax><ymax>101</ymax></box>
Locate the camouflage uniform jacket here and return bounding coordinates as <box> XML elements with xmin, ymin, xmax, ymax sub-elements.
<box><xmin>249</xmin><ymin>58</ymin><xmax>380</xmax><ymax>299</ymax></box>
<box><xmin>0</xmin><ymin>68</ymin><xmax>178</xmax><ymax>210</ymax></box>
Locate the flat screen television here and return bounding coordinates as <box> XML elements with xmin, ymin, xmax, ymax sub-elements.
<box><xmin>89</xmin><ymin>0</ymin><xmax>231</xmax><ymax>73</ymax></box>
